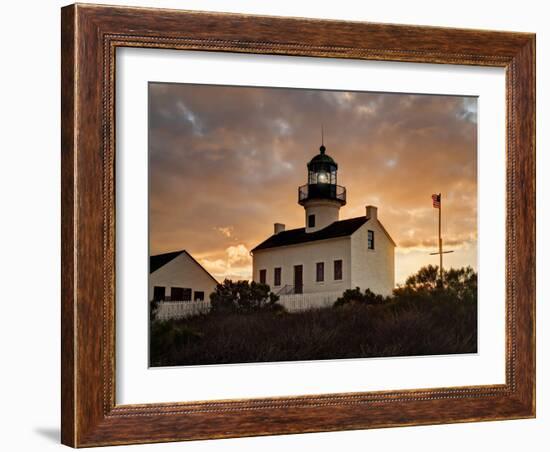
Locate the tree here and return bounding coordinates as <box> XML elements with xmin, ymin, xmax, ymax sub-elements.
<box><xmin>402</xmin><ymin>265</ymin><xmax>440</xmax><ymax>291</ymax></box>
<box><xmin>444</xmin><ymin>266</ymin><xmax>477</xmax><ymax>303</ymax></box>
<box><xmin>393</xmin><ymin>265</ymin><xmax>477</xmax><ymax>303</ymax></box>
<box><xmin>210</xmin><ymin>279</ymin><xmax>282</xmax><ymax>314</ymax></box>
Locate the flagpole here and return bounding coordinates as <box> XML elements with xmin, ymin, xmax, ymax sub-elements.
<box><xmin>430</xmin><ymin>193</ymin><xmax>453</xmax><ymax>286</ymax></box>
<box><xmin>438</xmin><ymin>192</ymin><xmax>443</xmax><ymax>285</ymax></box>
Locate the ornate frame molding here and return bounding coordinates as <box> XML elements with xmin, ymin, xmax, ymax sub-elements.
<box><xmin>61</xmin><ymin>4</ymin><xmax>535</xmax><ymax>447</ymax></box>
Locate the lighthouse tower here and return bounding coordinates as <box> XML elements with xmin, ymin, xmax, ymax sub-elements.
<box><xmin>252</xmin><ymin>136</ymin><xmax>395</xmax><ymax>299</ymax></box>
<box><xmin>298</xmin><ymin>143</ymin><xmax>346</xmax><ymax>233</ymax></box>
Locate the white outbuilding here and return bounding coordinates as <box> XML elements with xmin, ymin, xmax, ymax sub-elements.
<box><xmin>149</xmin><ymin>250</ymin><xmax>218</xmax><ymax>302</ymax></box>
<box><xmin>251</xmin><ymin>143</ymin><xmax>395</xmax><ymax>308</ymax></box>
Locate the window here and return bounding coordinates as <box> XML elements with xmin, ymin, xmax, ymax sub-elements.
<box><xmin>259</xmin><ymin>269</ymin><xmax>267</xmax><ymax>284</ymax></box>
<box><xmin>334</xmin><ymin>259</ymin><xmax>343</xmax><ymax>280</ymax></box>
<box><xmin>182</xmin><ymin>288</ymin><xmax>192</xmax><ymax>301</ymax></box>
<box><xmin>308</xmin><ymin>214</ymin><xmax>316</xmax><ymax>228</ymax></box>
<box><xmin>153</xmin><ymin>286</ymin><xmax>165</xmax><ymax>301</ymax></box>
<box><xmin>274</xmin><ymin>267</ymin><xmax>282</xmax><ymax>286</ymax></box>
<box><xmin>194</xmin><ymin>291</ymin><xmax>205</xmax><ymax>301</ymax></box>
<box><xmin>368</xmin><ymin>230</ymin><xmax>375</xmax><ymax>250</ymax></box>
<box><xmin>170</xmin><ymin>287</ymin><xmax>184</xmax><ymax>300</ymax></box>
<box><xmin>316</xmin><ymin>262</ymin><xmax>324</xmax><ymax>282</ymax></box>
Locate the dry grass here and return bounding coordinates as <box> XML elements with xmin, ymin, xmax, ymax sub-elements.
<box><xmin>150</xmin><ymin>295</ymin><xmax>477</xmax><ymax>367</ymax></box>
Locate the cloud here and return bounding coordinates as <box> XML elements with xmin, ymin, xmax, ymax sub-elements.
<box><xmin>226</xmin><ymin>244</ymin><xmax>252</xmax><ymax>267</ymax></box>
<box><xmin>199</xmin><ymin>244</ymin><xmax>252</xmax><ymax>281</ymax></box>
<box><xmin>215</xmin><ymin>226</ymin><xmax>233</xmax><ymax>238</ymax></box>
<box><xmin>149</xmin><ymin>83</ymin><xmax>477</xmax><ymax>283</ymax></box>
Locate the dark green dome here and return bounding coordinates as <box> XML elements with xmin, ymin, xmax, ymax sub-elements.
<box><xmin>307</xmin><ymin>145</ymin><xmax>337</xmax><ymax>169</ymax></box>
<box><xmin>299</xmin><ymin>142</ymin><xmax>346</xmax><ymax>206</ymax></box>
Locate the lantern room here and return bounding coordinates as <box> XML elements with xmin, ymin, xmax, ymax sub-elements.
<box><xmin>299</xmin><ymin>145</ymin><xmax>346</xmax><ymax>207</ymax></box>
<box><xmin>307</xmin><ymin>145</ymin><xmax>338</xmax><ymax>185</ymax></box>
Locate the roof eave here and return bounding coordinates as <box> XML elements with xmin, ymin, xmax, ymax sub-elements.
<box><xmin>251</xmin><ymin>234</ymin><xmax>352</xmax><ymax>253</ymax></box>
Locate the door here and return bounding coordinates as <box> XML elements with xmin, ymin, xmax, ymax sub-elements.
<box><xmin>294</xmin><ymin>265</ymin><xmax>303</xmax><ymax>294</ymax></box>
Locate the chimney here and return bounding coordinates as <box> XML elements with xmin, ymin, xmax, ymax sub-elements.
<box><xmin>366</xmin><ymin>205</ymin><xmax>378</xmax><ymax>221</ymax></box>
<box><xmin>274</xmin><ymin>223</ymin><xmax>286</xmax><ymax>234</ymax></box>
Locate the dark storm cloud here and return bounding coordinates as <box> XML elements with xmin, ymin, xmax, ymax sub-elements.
<box><xmin>149</xmin><ymin>83</ymin><xmax>477</xmax><ymax>282</ymax></box>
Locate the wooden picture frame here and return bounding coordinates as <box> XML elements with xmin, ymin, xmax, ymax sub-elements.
<box><xmin>61</xmin><ymin>3</ymin><xmax>535</xmax><ymax>447</ymax></box>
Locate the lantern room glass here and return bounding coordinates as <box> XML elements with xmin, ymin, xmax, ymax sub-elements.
<box><xmin>308</xmin><ymin>167</ymin><xmax>337</xmax><ymax>185</ymax></box>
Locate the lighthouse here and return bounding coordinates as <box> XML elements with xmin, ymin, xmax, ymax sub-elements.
<box><xmin>251</xmin><ymin>137</ymin><xmax>396</xmax><ymax>306</ymax></box>
<box><xmin>298</xmin><ymin>144</ymin><xmax>347</xmax><ymax>233</ymax></box>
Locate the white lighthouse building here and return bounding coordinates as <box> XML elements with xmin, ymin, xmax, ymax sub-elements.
<box><xmin>251</xmin><ymin>143</ymin><xmax>395</xmax><ymax>309</ymax></box>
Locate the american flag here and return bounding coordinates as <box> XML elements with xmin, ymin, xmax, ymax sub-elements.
<box><xmin>432</xmin><ymin>193</ymin><xmax>441</xmax><ymax>208</ymax></box>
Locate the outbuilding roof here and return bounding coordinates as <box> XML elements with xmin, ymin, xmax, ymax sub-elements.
<box><xmin>150</xmin><ymin>250</ymin><xmax>184</xmax><ymax>273</ymax></box>
<box><xmin>149</xmin><ymin>250</ymin><xmax>219</xmax><ymax>283</ymax></box>
<box><xmin>251</xmin><ymin>216</ymin><xmax>369</xmax><ymax>252</ymax></box>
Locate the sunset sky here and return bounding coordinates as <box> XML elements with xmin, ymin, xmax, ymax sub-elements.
<box><xmin>149</xmin><ymin>83</ymin><xmax>477</xmax><ymax>285</ymax></box>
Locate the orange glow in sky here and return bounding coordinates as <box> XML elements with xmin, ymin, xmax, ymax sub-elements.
<box><xmin>149</xmin><ymin>83</ymin><xmax>477</xmax><ymax>285</ymax></box>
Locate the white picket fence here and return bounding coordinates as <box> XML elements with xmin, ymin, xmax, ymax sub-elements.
<box><xmin>155</xmin><ymin>300</ymin><xmax>210</xmax><ymax>321</ymax></box>
<box><xmin>277</xmin><ymin>291</ymin><xmax>341</xmax><ymax>312</ymax></box>
<box><xmin>153</xmin><ymin>292</ymin><xmax>342</xmax><ymax>320</ymax></box>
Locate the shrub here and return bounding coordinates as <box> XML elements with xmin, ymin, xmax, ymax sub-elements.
<box><xmin>149</xmin><ymin>321</ymin><xmax>203</xmax><ymax>365</ymax></box>
<box><xmin>150</xmin><ymin>266</ymin><xmax>478</xmax><ymax>366</ymax></box>
<box><xmin>393</xmin><ymin>265</ymin><xmax>477</xmax><ymax>304</ymax></box>
<box><xmin>150</xmin><ymin>295</ymin><xmax>477</xmax><ymax>366</ymax></box>
<box><xmin>334</xmin><ymin>287</ymin><xmax>388</xmax><ymax>307</ymax></box>
<box><xmin>150</xmin><ymin>298</ymin><xmax>160</xmax><ymax>322</ymax></box>
<box><xmin>210</xmin><ymin>279</ymin><xmax>282</xmax><ymax>314</ymax></box>
<box><xmin>401</xmin><ymin>265</ymin><xmax>440</xmax><ymax>291</ymax></box>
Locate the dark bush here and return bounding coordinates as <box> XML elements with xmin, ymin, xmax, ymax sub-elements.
<box><xmin>149</xmin><ymin>266</ymin><xmax>478</xmax><ymax>367</ymax></box>
<box><xmin>150</xmin><ymin>294</ymin><xmax>477</xmax><ymax>366</ymax></box>
<box><xmin>149</xmin><ymin>320</ymin><xmax>204</xmax><ymax>366</ymax></box>
<box><xmin>334</xmin><ymin>287</ymin><xmax>388</xmax><ymax>307</ymax></box>
<box><xmin>149</xmin><ymin>298</ymin><xmax>160</xmax><ymax>322</ymax></box>
<box><xmin>393</xmin><ymin>265</ymin><xmax>477</xmax><ymax>304</ymax></box>
<box><xmin>210</xmin><ymin>279</ymin><xmax>282</xmax><ymax>314</ymax></box>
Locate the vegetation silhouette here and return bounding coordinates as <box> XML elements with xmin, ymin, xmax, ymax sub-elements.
<box><xmin>150</xmin><ymin>266</ymin><xmax>477</xmax><ymax>367</ymax></box>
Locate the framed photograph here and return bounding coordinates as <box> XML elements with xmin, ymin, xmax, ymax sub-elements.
<box><xmin>61</xmin><ymin>3</ymin><xmax>535</xmax><ymax>447</ymax></box>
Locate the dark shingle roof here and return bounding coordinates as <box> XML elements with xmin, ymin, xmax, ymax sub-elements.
<box><xmin>149</xmin><ymin>250</ymin><xmax>219</xmax><ymax>283</ymax></box>
<box><xmin>149</xmin><ymin>250</ymin><xmax>185</xmax><ymax>273</ymax></box>
<box><xmin>251</xmin><ymin>216</ymin><xmax>369</xmax><ymax>252</ymax></box>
